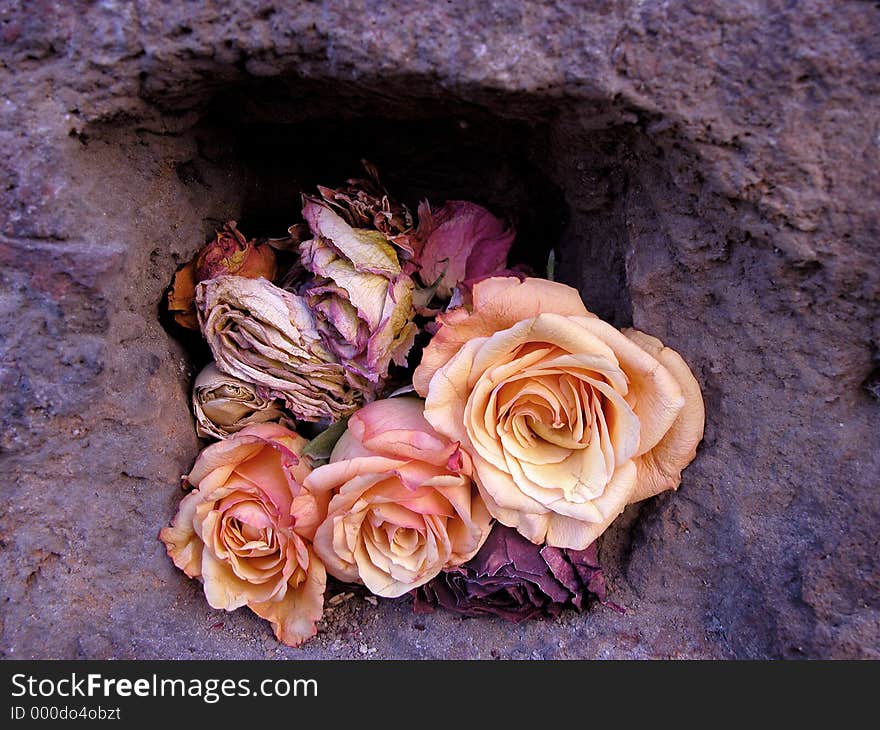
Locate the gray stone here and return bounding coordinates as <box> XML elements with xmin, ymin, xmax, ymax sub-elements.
<box><xmin>1</xmin><ymin>0</ymin><xmax>877</xmax><ymax>659</ymax></box>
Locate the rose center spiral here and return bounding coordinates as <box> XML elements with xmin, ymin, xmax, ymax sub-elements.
<box><xmin>220</xmin><ymin>502</ymin><xmax>282</xmax><ymax>560</ymax></box>
<box><xmin>495</xmin><ymin>371</ymin><xmax>597</xmax><ymax>452</ymax></box>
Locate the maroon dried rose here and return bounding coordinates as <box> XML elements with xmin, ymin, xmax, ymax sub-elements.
<box><xmin>413</xmin><ymin>525</ymin><xmax>617</xmax><ymax>622</ymax></box>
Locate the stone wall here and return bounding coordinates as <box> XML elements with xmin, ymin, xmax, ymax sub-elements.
<box><xmin>1</xmin><ymin>0</ymin><xmax>877</xmax><ymax>658</ymax></box>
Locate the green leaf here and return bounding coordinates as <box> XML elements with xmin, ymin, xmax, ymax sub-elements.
<box><xmin>302</xmin><ymin>417</ymin><xmax>350</xmax><ymax>466</ymax></box>
<box><xmin>546</xmin><ymin>249</ymin><xmax>556</xmax><ymax>281</ymax></box>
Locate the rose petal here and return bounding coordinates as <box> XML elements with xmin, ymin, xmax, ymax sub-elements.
<box><xmin>249</xmin><ymin>551</ymin><xmax>327</xmax><ymax>647</ymax></box>
<box><xmin>624</xmin><ymin>329</ymin><xmax>706</xmax><ymax>501</ymax></box>
<box><xmin>311</xmin><ymin>398</ymin><xmax>492</xmax><ymax>597</ymax></box>
<box><xmin>414</xmin><ymin>277</ymin><xmax>594</xmax><ymax>395</ymax></box>
<box><xmin>414</xmin><ymin>524</ymin><xmax>610</xmax><ymax>622</ymax></box>
<box><xmin>160</xmin><ymin>423</ymin><xmax>328</xmax><ymax>647</ymax></box>
<box><xmin>573</xmin><ymin>318</ymin><xmax>685</xmax><ymax>456</ymax></box>
<box><xmin>159</xmin><ymin>488</ymin><xmax>204</xmax><ymax>579</ymax></box>
<box><xmin>416</xmin><ymin>201</ymin><xmax>515</xmax><ymax>299</ymax></box>
<box><xmin>197</xmin><ymin>276</ymin><xmax>360</xmax><ymax>422</ymax></box>
<box><xmin>303</xmin><ymin>200</ymin><xmax>401</xmax><ymax>276</ymax></box>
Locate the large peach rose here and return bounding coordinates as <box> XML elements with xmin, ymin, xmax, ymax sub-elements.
<box><xmin>413</xmin><ymin>277</ymin><xmax>704</xmax><ymax>550</ymax></box>
<box><xmin>159</xmin><ymin>423</ymin><xmax>327</xmax><ymax>647</ymax></box>
<box><xmin>306</xmin><ymin>398</ymin><xmax>492</xmax><ymax>598</ymax></box>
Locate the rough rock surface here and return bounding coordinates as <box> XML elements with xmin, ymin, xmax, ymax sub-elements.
<box><xmin>1</xmin><ymin>0</ymin><xmax>878</xmax><ymax>659</ymax></box>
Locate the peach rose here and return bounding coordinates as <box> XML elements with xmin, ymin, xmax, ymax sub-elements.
<box><xmin>159</xmin><ymin>423</ymin><xmax>327</xmax><ymax>647</ymax></box>
<box><xmin>306</xmin><ymin>398</ymin><xmax>492</xmax><ymax>597</ymax></box>
<box><xmin>413</xmin><ymin>277</ymin><xmax>704</xmax><ymax>550</ymax></box>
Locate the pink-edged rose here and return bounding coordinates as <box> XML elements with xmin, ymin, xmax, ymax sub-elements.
<box><xmin>414</xmin><ymin>200</ymin><xmax>515</xmax><ymax>298</ymax></box>
<box><xmin>306</xmin><ymin>398</ymin><xmax>493</xmax><ymax>597</ymax></box>
<box><xmin>159</xmin><ymin>423</ymin><xmax>327</xmax><ymax>647</ymax></box>
<box><xmin>300</xmin><ymin>198</ymin><xmax>418</xmax><ymax>388</ymax></box>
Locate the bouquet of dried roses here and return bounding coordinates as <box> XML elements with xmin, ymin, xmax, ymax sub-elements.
<box><xmin>159</xmin><ymin>164</ymin><xmax>704</xmax><ymax>647</ymax></box>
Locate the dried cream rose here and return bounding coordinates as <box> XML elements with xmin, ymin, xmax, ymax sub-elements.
<box><xmin>159</xmin><ymin>423</ymin><xmax>327</xmax><ymax>647</ymax></box>
<box><xmin>413</xmin><ymin>277</ymin><xmax>705</xmax><ymax>550</ymax></box>
<box><xmin>306</xmin><ymin>398</ymin><xmax>492</xmax><ymax>598</ymax></box>
<box><xmin>192</xmin><ymin>362</ymin><xmax>295</xmax><ymax>440</ymax></box>
<box><xmin>197</xmin><ymin>275</ymin><xmax>368</xmax><ymax>421</ymax></box>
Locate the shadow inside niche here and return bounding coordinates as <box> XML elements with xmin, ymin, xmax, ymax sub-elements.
<box><xmin>224</xmin><ymin>114</ymin><xmax>568</xmax><ymax>277</ymax></box>
<box><xmin>162</xmin><ymin>72</ymin><xmax>646</xmax><ymax>328</ymax></box>
<box><xmin>164</xmin><ymin>109</ymin><xmax>574</xmax><ymax>384</ymax></box>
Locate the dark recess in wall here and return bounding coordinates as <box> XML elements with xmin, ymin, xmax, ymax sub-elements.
<box><xmin>225</xmin><ymin>114</ymin><xmax>567</xmax><ymax>280</ymax></box>
<box><xmin>158</xmin><ymin>75</ymin><xmax>646</xmax><ymax>330</ymax></box>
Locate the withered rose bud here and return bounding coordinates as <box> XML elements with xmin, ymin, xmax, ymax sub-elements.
<box><xmin>300</xmin><ymin>198</ymin><xmax>419</xmax><ymax>387</ymax></box>
<box><xmin>413</xmin><ymin>200</ymin><xmax>515</xmax><ymax>300</ymax></box>
<box><xmin>413</xmin><ymin>525</ymin><xmax>613</xmax><ymax>623</ymax></box>
<box><xmin>192</xmin><ymin>362</ymin><xmax>296</xmax><ymax>440</ymax></box>
<box><xmin>196</xmin><ymin>276</ymin><xmax>370</xmax><ymax>422</ymax></box>
<box><xmin>166</xmin><ymin>221</ymin><xmax>277</xmax><ymax>330</ymax></box>
<box><xmin>194</xmin><ymin>221</ymin><xmax>277</xmax><ymax>282</ymax></box>
<box><xmin>315</xmin><ymin>160</ymin><xmax>415</xmax><ymax>256</ymax></box>
<box><xmin>167</xmin><ymin>260</ymin><xmax>199</xmax><ymax>330</ymax></box>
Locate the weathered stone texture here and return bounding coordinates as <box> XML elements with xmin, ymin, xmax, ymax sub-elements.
<box><xmin>1</xmin><ymin>0</ymin><xmax>877</xmax><ymax>658</ymax></box>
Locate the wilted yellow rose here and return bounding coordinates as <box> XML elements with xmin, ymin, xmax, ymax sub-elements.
<box><xmin>306</xmin><ymin>398</ymin><xmax>492</xmax><ymax>597</ymax></box>
<box><xmin>300</xmin><ymin>199</ymin><xmax>418</xmax><ymax>387</ymax></box>
<box><xmin>159</xmin><ymin>423</ymin><xmax>327</xmax><ymax>647</ymax></box>
<box><xmin>413</xmin><ymin>277</ymin><xmax>704</xmax><ymax>550</ymax></box>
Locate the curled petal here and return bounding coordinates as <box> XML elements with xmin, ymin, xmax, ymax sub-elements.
<box><xmin>623</xmin><ymin>329</ymin><xmax>706</xmax><ymax>502</ymax></box>
<box><xmin>303</xmin><ymin>200</ymin><xmax>401</xmax><ymax>277</ymax></box>
<box><xmin>348</xmin><ymin>397</ymin><xmax>462</xmax><ymax>468</ymax></box>
<box><xmin>574</xmin><ymin>319</ymin><xmax>685</xmax><ymax>457</ymax></box>
<box><xmin>159</xmin><ymin>489</ymin><xmax>204</xmax><ymax>579</ymax></box>
<box><xmin>165</xmin><ymin>222</ymin><xmax>276</xmax><ymax>331</ymax></box>
<box><xmin>414</xmin><ymin>277</ymin><xmax>593</xmax><ymax>395</ymax></box>
<box><xmin>166</xmin><ymin>261</ymin><xmax>199</xmax><ymax>330</ymax></box>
